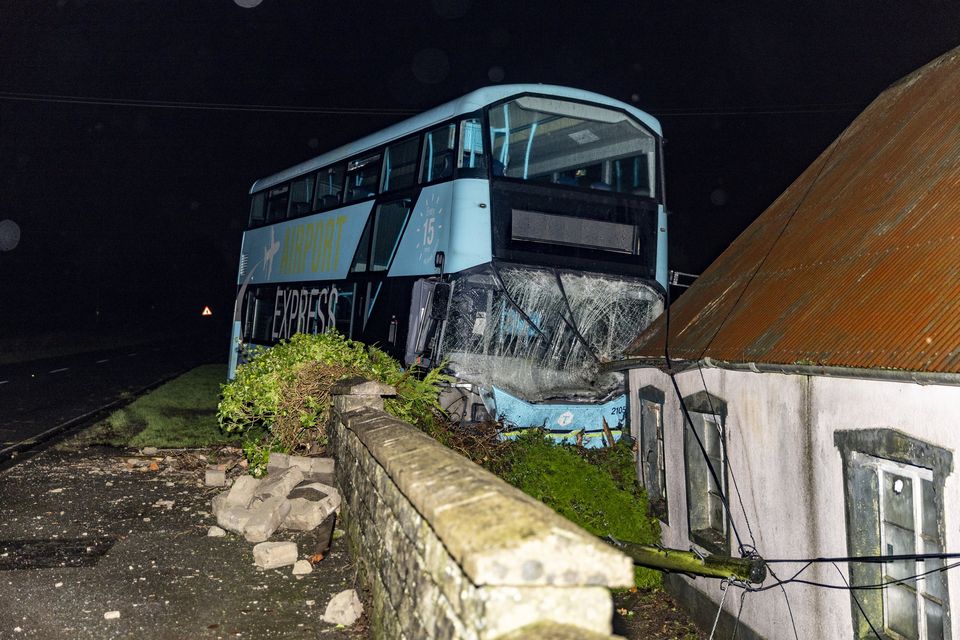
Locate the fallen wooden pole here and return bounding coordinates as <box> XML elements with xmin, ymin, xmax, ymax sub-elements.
<box><xmin>608</xmin><ymin>538</ymin><xmax>767</xmax><ymax>583</ymax></box>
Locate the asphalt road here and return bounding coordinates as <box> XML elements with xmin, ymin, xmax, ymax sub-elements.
<box><xmin>0</xmin><ymin>337</ymin><xmax>225</xmax><ymax>452</ymax></box>
<box><xmin>0</xmin><ymin>442</ymin><xmax>364</xmax><ymax>639</ymax></box>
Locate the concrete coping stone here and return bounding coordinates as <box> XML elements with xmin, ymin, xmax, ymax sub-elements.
<box><xmin>338</xmin><ymin>407</ymin><xmax>634</xmax><ymax>589</ymax></box>
<box><xmin>331</xmin><ymin>377</ymin><xmax>396</xmax><ymax>398</ymax></box>
<box><xmin>495</xmin><ymin>622</ymin><xmax>625</xmax><ymax>640</ymax></box>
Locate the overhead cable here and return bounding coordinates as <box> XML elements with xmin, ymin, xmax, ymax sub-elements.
<box><xmin>765</xmin><ymin>550</ymin><xmax>960</xmax><ymax>565</ymax></box>
<box><xmin>833</xmin><ymin>562</ymin><xmax>882</xmax><ymax>639</ymax></box>
<box><xmin>0</xmin><ymin>90</ymin><xmax>419</xmax><ymax>115</ymax></box>
<box><xmin>756</xmin><ymin>560</ymin><xmax>960</xmax><ymax>593</ymax></box>
<box><xmin>0</xmin><ymin>90</ymin><xmax>861</xmax><ymax>118</ymax></box>
<box><xmin>662</xmin><ymin>276</ymin><xmax>748</xmax><ymax>554</ymax></box>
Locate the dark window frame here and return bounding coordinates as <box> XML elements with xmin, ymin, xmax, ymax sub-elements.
<box><xmin>638</xmin><ymin>386</ymin><xmax>668</xmax><ymax>523</ymax></box>
<box><xmin>835</xmin><ymin>429</ymin><xmax>953</xmax><ymax>640</ymax></box>
<box><xmin>682</xmin><ymin>390</ymin><xmax>729</xmax><ymax>555</ymax></box>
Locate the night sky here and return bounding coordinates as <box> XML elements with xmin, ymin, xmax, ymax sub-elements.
<box><xmin>2</xmin><ymin>0</ymin><xmax>958</xmax><ymax>337</ymax></box>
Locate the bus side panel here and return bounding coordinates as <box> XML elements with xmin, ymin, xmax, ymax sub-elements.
<box><xmin>388</xmin><ymin>182</ymin><xmax>454</xmax><ymax>277</ymax></box>
<box><xmin>238</xmin><ymin>201</ymin><xmax>375</xmax><ymax>285</ymax></box>
<box><xmin>446</xmin><ymin>179</ymin><xmax>492</xmax><ymax>274</ymax></box>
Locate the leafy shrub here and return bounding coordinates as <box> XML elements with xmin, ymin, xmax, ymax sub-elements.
<box><xmin>218</xmin><ymin>332</ymin><xmax>448</xmax><ymax>455</ymax></box>
<box><xmin>494</xmin><ymin>430</ymin><xmax>662</xmax><ymax>588</ymax></box>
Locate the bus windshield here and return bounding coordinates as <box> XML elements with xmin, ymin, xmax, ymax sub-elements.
<box><xmin>488</xmin><ymin>96</ymin><xmax>658</xmax><ymax>198</ymax></box>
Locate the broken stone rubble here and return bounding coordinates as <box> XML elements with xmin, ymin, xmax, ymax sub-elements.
<box><xmin>243</xmin><ymin>496</ymin><xmax>291</xmax><ymax>543</ymax></box>
<box><xmin>204</xmin><ymin>467</ymin><xmax>226</xmax><ymax>487</ymax></box>
<box><xmin>208</xmin><ymin>455</ymin><xmax>340</xmax><ymax>568</ymax></box>
<box><xmin>292</xmin><ymin>559</ymin><xmax>313</xmax><ymax>575</ymax></box>
<box><xmin>267</xmin><ymin>453</ymin><xmax>335</xmax><ymax>484</ymax></box>
<box><xmin>253</xmin><ymin>541</ymin><xmax>298</xmax><ymax>570</ymax></box>
<box><xmin>253</xmin><ymin>466</ymin><xmax>304</xmax><ymax>502</ymax></box>
<box><xmin>284</xmin><ymin>482</ymin><xmax>341</xmax><ymax>531</ymax></box>
<box><xmin>322</xmin><ymin>589</ymin><xmax>363</xmax><ymax>626</ymax></box>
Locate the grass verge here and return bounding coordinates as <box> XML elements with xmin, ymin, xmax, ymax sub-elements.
<box><xmin>75</xmin><ymin>364</ymin><xmax>244</xmax><ymax>449</ymax></box>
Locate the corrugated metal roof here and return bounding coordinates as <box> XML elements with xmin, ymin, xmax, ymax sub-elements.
<box><xmin>628</xmin><ymin>47</ymin><xmax>960</xmax><ymax>374</ymax></box>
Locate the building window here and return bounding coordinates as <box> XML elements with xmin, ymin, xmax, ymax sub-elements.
<box><xmin>835</xmin><ymin>429</ymin><xmax>952</xmax><ymax>640</ymax></box>
<box><xmin>637</xmin><ymin>386</ymin><xmax>667</xmax><ymax>523</ymax></box>
<box><xmin>681</xmin><ymin>391</ymin><xmax>728</xmax><ymax>554</ymax></box>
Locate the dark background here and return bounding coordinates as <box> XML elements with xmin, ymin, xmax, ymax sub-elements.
<box><xmin>1</xmin><ymin>0</ymin><xmax>958</xmax><ymax>341</ymax></box>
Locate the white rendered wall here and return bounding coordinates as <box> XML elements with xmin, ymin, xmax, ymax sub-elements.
<box><xmin>629</xmin><ymin>366</ymin><xmax>960</xmax><ymax>640</ymax></box>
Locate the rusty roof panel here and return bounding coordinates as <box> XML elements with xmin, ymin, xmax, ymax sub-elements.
<box><xmin>628</xmin><ymin>48</ymin><xmax>960</xmax><ymax>374</ymax></box>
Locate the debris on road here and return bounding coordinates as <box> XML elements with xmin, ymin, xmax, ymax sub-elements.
<box><xmin>322</xmin><ymin>589</ymin><xmax>363</xmax><ymax>626</ymax></box>
<box><xmin>0</xmin><ymin>442</ymin><xmax>364</xmax><ymax>638</ymax></box>
<box><xmin>253</xmin><ymin>541</ymin><xmax>298</xmax><ymax>570</ymax></box>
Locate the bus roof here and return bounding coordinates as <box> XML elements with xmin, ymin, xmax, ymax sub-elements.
<box><xmin>250</xmin><ymin>84</ymin><xmax>662</xmax><ymax>194</ymax></box>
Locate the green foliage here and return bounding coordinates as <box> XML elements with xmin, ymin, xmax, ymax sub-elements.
<box><xmin>218</xmin><ymin>332</ymin><xmax>450</xmax><ymax>458</ymax></box>
<box><xmin>242</xmin><ymin>437</ymin><xmax>283</xmax><ymax>478</ymax></box>
<box><xmin>218</xmin><ymin>332</ymin><xmax>368</xmax><ymax>436</ymax></box>
<box><xmin>494</xmin><ymin>431</ymin><xmax>661</xmax><ymax>588</ymax></box>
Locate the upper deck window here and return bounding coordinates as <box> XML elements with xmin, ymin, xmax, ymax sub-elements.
<box><xmin>458</xmin><ymin>117</ymin><xmax>486</xmax><ymax>177</ymax></box>
<box><xmin>265</xmin><ymin>185</ymin><xmax>290</xmax><ymax>223</ymax></box>
<box><xmin>249</xmin><ymin>192</ymin><xmax>266</xmax><ymax>226</ymax></box>
<box><xmin>288</xmin><ymin>175</ymin><xmax>314</xmax><ymax>217</ymax></box>
<box><xmin>345</xmin><ymin>154</ymin><xmax>381</xmax><ymax>203</ymax></box>
<box><xmin>488</xmin><ymin>96</ymin><xmax>657</xmax><ymax>198</ymax></box>
<box><xmin>421</xmin><ymin>124</ymin><xmax>456</xmax><ymax>183</ymax></box>
<box><xmin>382</xmin><ymin>137</ymin><xmax>419</xmax><ymax>192</ymax></box>
<box><xmin>315</xmin><ymin>164</ymin><xmax>345</xmax><ymax>210</ymax></box>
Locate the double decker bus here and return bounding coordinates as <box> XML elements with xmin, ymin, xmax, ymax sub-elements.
<box><xmin>229</xmin><ymin>84</ymin><xmax>666</xmax><ymax>445</ymax></box>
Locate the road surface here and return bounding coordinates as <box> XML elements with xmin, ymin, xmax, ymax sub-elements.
<box><xmin>0</xmin><ymin>338</ymin><xmax>223</xmax><ymax>455</ymax></box>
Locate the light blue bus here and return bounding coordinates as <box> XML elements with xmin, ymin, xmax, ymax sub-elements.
<box><xmin>230</xmin><ymin>84</ymin><xmax>666</xmax><ymax>445</ymax></box>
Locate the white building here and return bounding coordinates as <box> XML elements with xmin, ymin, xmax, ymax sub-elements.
<box><xmin>618</xmin><ymin>47</ymin><xmax>960</xmax><ymax>640</ymax></box>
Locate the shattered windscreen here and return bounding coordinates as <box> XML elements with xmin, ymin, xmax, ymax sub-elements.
<box><xmin>438</xmin><ymin>263</ymin><xmax>663</xmax><ymax>402</ymax></box>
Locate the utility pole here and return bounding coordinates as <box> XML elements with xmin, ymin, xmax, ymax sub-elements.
<box><xmin>607</xmin><ymin>538</ymin><xmax>767</xmax><ymax>583</ymax></box>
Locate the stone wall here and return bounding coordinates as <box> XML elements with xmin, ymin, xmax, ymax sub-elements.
<box><xmin>329</xmin><ymin>379</ymin><xmax>633</xmax><ymax>639</ymax></box>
